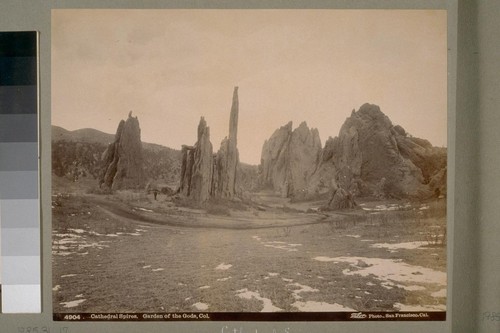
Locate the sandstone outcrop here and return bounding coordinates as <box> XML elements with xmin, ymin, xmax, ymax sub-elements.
<box><xmin>315</xmin><ymin>104</ymin><xmax>447</xmax><ymax>199</ymax></box>
<box><xmin>100</xmin><ymin>112</ymin><xmax>145</xmax><ymax>190</ymax></box>
<box><xmin>178</xmin><ymin>87</ymin><xmax>241</xmax><ymax>203</ymax></box>
<box><xmin>179</xmin><ymin>117</ymin><xmax>214</xmax><ymax>202</ymax></box>
<box><xmin>428</xmin><ymin>166</ymin><xmax>447</xmax><ymax>198</ymax></box>
<box><xmin>261</xmin><ymin>103</ymin><xmax>447</xmax><ymax>202</ymax></box>
<box><xmin>214</xmin><ymin>87</ymin><xmax>240</xmax><ymax>198</ymax></box>
<box><xmin>259</xmin><ymin>122</ymin><xmax>293</xmax><ymax>196</ymax></box>
<box><xmin>259</xmin><ymin>122</ymin><xmax>321</xmax><ymax>197</ymax></box>
<box><xmin>259</xmin><ymin>121</ymin><xmax>322</xmax><ymax>197</ymax></box>
<box><xmin>332</xmin><ymin>104</ymin><xmax>425</xmax><ymax>197</ymax></box>
<box><xmin>320</xmin><ymin>184</ymin><xmax>357</xmax><ymax>211</ymax></box>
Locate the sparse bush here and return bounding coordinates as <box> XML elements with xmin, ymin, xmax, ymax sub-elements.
<box><xmin>423</xmin><ymin>199</ymin><xmax>447</xmax><ymax>219</ymax></box>
<box><xmin>326</xmin><ymin>213</ymin><xmax>367</xmax><ymax>233</ymax></box>
<box><xmin>206</xmin><ymin>205</ymin><xmax>230</xmax><ymax>216</ymax></box>
<box><xmin>378</xmin><ymin>213</ymin><xmax>389</xmax><ymax>226</ymax></box>
<box><xmin>86</xmin><ymin>185</ymin><xmax>113</xmax><ymax>195</ymax></box>
<box><xmin>282</xmin><ymin>205</ymin><xmax>301</xmax><ymax>213</ymax></box>
<box><xmin>112</xmin><ymin>190</ymin><xmax>149</xmax><ymax>203</ymax></box>
<box><xmin>424</xmin><ymin>225</ymin><xmax>447</xmax><ymax>246</ymax></box>
<box><xmin>172</xmin><ymin>196</ymin><xmax>199</xmax><ymax>209</ymax></box>
<box><xmin>205</xmin><ymin>197</ymin><xmax>250</xmax><ymax>212</ymax></box>
<box><xmin>327</xmin><ymin>219</ymin><xmax>348</xmax><ymax>232</ymax></box>
<box><xmin>52</xmin><ymin>140</ymin><xmax>106</xmax><ymax>179</ymax></box>
<box><xmin>275</xmin><ymin>226</ymin><xmax>292</xmax><ymax>237</ymax></box>
<box><xmin>227</xmin><ymin>199</ymin><xmax>249</xmax><ymax>211</ymax></box>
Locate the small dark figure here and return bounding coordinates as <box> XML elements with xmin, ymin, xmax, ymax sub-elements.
<box><xmin>153</xmin><ymin>189</ymin><xmax>159</xmax><ymax>200</ymax></box>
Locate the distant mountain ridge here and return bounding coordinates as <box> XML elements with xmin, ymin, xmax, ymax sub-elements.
<box><xmin>52</xmin><ymin>126</ymin><xmax>115</xmax><ymax>145</ymax></box>
<box><xmin>52</xmin><ymin>125</ymin><xmax>176</xmax><ymax>152</ymax></box>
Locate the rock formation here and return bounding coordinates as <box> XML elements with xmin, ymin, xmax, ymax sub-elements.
<box><xmin>100</xmin><ymin>112</ymin><xmax>145</xmax><ymax>190</ymax></box>
<box><xmin>214</xmin><ymin>87</ymin><xmax>240</xmax><ymax>198</ymax></box>
<box><xmin>261</xmin><ymin>103</ymin><xmax>447</xmax><ymax>201</ymax></box>
<box><xmin>178</xmin><ymin>87</ymin><xmax>241</xmax><ymax>203</ymax></box>
<box><xmin>259</xmin><ymin>121</ymin><xmax>322</xmax><ymax>197</ymax></box>
<box><xmin>320</xmin><ymin>184</ymin><xmax>357</xmax><ymax>211</ymax></box>
<box><xmin>313</xmin><ymin>103</ymin><xmax>447</xmax><ymax>199</ymax></box>
<box><xmin>259</xmin><ymin>122</ymin><xmax>293</xmax><ymax>196</ymax></box>
<box><xmin>179</xmin><ymin>117</ymin><xmax>214</xmax><ymax>202</ymax></box>
<box><xmin>321</xmin><ymin>104</ymin><xmax>425</xmax><ymax>198</ymax></box>
<box><xmin>428</xmin><ymin>166</ymin><xmax>447</xmax><ymax>198</ymax></box>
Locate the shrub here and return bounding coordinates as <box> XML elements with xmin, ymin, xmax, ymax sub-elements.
<box><xmin>206</xmin><ymin>204</ymin><xmax>230</xmax><ymax>216</ymax></box>
<box><xmin>86</xmin><ymin>185</ymin><xmax>113</xmax><ymax>195</ymax></box>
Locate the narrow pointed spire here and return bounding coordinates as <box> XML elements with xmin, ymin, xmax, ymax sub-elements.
<box><xmin>229</xmin><ymin>86</ymin><xmax>239</xmax><ymax>145</ymax></box>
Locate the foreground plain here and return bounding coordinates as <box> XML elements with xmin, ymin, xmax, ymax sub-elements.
<box><xmin>52</xmin><ymin>178</ymin><xmax>447</xmax><ymax>314</ymax></box>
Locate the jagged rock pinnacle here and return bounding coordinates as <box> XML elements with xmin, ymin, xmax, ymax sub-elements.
<box><xmin>229</xmin><ymin>86</ymin><xmax>239</xmax><ymax>145</ymax></box>
<box><xmin>100</xmin><ymin>113</ymin><xmax>145</xmax><ymax>190</ymax></box>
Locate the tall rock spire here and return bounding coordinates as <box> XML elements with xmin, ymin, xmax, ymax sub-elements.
<box><xmin>178</xmin><ymin>117</ymin><xmax>213</xmax><ymax>202</ymax></box>
<box><xmin>100</xmin><ymin>112</ymin><xmax>145</xmax><ymax>190</ymax></box>
<box><xmin>178</xmin><ymin>87</ymin><xmax>241</xmax><ymax>202</ymax></box>
<box><xmin>227</xmin><ymin>86</ymin><xmax>239</xmax><ymax>195</ymax></box>
<box><xmin>229</xmin><ymin>86</ymin><xmax>239</xmax><ymax>145</ymax></box>
<box><xmin>216</xmin><ymin>87</ymin><xmax>240</xmax><ymax>198</ymax></box>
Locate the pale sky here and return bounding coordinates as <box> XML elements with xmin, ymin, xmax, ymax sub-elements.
<box><xmin>52</xmin><ymin>9</ymin><xmax>447</xmax><ymax>165</ymax></box>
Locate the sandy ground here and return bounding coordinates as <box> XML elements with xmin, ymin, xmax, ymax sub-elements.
<box><xmin>52</xmin><ymin>187</ymin><xmax>447</xmax><ymax>314</ymax></box>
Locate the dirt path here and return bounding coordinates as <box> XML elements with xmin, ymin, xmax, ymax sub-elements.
<box><xmin>89</xmin><ymin>195</ymin><xmax>329</xmax><ymax>230</ymax></box>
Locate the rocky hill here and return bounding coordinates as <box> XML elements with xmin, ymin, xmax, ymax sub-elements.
<box><xmin>260</xmin><ymin>103</ymin><xmax>447</xmax><ymax>201</ymax></box>
<box><xmin>52</xmin><ymin>125</ymin><xmax>181</xmax><ymax>186</ymax></box>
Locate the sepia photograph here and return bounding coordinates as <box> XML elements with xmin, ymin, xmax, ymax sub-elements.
<box><xmin>51</xmin><ymin>9</ymin><xmax>447</xmax><ymax>321</ymax></box>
